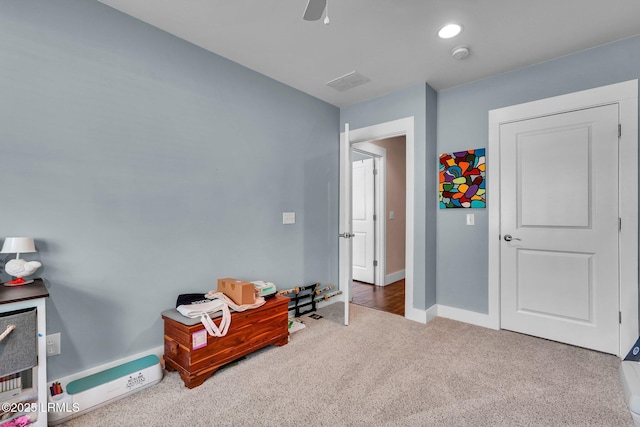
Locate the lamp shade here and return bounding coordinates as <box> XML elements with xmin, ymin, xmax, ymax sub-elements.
<box><xmin>1</xmin><ymin>237</ymin><xmax>36</xmax><ymax>254</ymax></box>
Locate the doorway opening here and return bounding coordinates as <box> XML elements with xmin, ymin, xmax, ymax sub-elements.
<box><xmin>339</xmin><ymin>116</ymin><xmax>415</xmax><ymax>326</ymax></box>
<box><xmin>351</xmin><ymin>136</ymin><xmax>406</xmax><ymax>316</ymax></box>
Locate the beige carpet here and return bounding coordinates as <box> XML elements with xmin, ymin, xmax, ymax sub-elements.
<box><xmin>62</xmin><ymin>303</ymin><xmax>631</xmax><ymax>426</ymax></box>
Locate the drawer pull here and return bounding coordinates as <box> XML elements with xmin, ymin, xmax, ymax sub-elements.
<box><xmin>0</xmin><ymin>325</ymin><xmax>16</xmax><ymax>342</ymax></box>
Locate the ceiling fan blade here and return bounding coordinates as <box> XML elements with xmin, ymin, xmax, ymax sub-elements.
<box><xmin>303</xmin><ymin>0</ymin><xmax>327</xmax><ymax>21</ymax></box>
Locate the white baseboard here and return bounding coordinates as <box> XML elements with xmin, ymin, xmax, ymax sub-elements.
<box><xmin>306</xmin><ymin>296</ymin><xmax>497</xmax><ymax>334</ymax></box>
<box><xmin>385</xmin><ymin>270</ymin><xmax>405</xmax><ymax>285</ymax></box>
<box><xmin>436</xmin><ymin>304</ymin><xmax>497</xmax><ymax>330</ymax></box>
<box><xmin>334</xmin><ymin>292</ymin><xmax>432</xmax><ymax>325</ymax></box>
<box><xmin>399</xmin><ymin>304</ymin><xmax>494</xmax><ymax>329</ymax></box>
<box><xmin>314</xmin><ymin>298</ymin><xmax>335</xmax><ymax>311</ymax></box>
<box><xmin>404</xmin><ymin>304</ymin><xmax>439</xmax><ymax>325</ymax></box>
<box><xmin>426</xmin><ymin>304</ymin><xmax>438</xmax><ymax>322</ymax></box>
<box><xmin>404</xmin><ymin>305</ymin><xmax>427</xmax><ymax>323</ymax></box>
<box><xmin>49</xmin><ymin>346</ymin><xmax>164</xmax><ymax>389</ymax></box>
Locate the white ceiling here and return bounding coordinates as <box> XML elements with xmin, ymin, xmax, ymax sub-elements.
<box><xmin>97</xmin><ymin>0</ymin><xmax>640</xmax><ymax>107</ymax></box>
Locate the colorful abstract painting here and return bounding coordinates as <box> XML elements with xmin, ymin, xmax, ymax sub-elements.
<box><xmin>439</xmin><ymin>148</ymin><xmax>486</xmax><ymax>208</ymax></box>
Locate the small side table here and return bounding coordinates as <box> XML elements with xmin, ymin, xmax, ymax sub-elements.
<box><xmin>0</xmin><ymin>278</ymin><xmax>49</xmax><ymax>427</ymax></box>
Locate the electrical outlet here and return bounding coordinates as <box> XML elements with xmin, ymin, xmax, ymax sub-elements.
<box><xmin>46</xmin><ymin>333</ymin><xmax>61</xmax><ymax>356</ymax></box>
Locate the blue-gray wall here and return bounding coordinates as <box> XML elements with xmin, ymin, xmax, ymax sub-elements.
<box><xmin>3</xmin><ymin>0</ymin><xmax>639</xmax><ymax>382</ymax></box>
<box><xmin>437</xmin><ymin>36</ymin><xmax>640</xmax><ymax>313</ymax></box>
<box><xmin>0</xmin><ymin>1</ymin><xmax>339</xmax><ymax>379</ymax></box>
<box><xmin>340</xmin><ymin>83</ymin><xmax>438</xmax><ymax>310</ymax></box>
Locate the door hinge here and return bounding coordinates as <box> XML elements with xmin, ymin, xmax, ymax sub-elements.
<box><xmin>619</xmin><ymin>124</ymin><xmax>622</xmax><ymax>138</ymax></box>
<box><xmin>373</xmin><ymin>260</ymin><xmax>378</xmax><ymax>267</ymax></box>
<box><xmin>620</xmin><ymin>311</ymin><xmax>622</xmax><ymax>324</ymax></box>
<box><xmin>619</xmin><ymin>218</ymin><xmax>622</xmax><ymax>231</ymax></box>
<box><xmin>373</xmin><ymin>168</ymin><xmax>378</xmax><ymax>176</ymax></box>
<box><xmin>373</xmin><ymin>214</ymin><xmax>377</xmax><ymax>221</ymax></box>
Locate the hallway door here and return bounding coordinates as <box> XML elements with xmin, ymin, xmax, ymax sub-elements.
<box><xmin>352</xmin><ymin>158</ymin><xmax>375</xmax><ymax>283</ymax></box>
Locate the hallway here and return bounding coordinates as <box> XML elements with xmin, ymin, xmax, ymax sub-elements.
<box><xmin>351</xmin><ymin>280</ymin><xmax>405</xmax><ymax>316</ymax></box>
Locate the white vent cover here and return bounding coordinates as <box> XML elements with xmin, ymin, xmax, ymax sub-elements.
<box><xmin>326</xmin><ymin>71</ymin><xmax>371</xmax><ymax>92</ymax></box>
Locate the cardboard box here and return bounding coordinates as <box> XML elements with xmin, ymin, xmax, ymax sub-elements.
<box><xmin>217</xmin><ymin>278</ymin><xmax>256</xmax><ymax>305</ymax></box>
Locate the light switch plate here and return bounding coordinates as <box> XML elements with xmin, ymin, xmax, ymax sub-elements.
<box><xmin>283</xmin><ymin>212</ymin><xmax>296</xmax><ymax>224</ymax></box>
<box><xmin>466</xmin><ymin>214</ymin><xmax>475</xmax><ymax>226</ymax></box>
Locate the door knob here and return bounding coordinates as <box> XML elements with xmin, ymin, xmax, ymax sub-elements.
<box><xmin>504</xmin><ymin>234</ymin><xmax>521</xmax><ymax>242</ymax></box>
<box><xmin>339</xmin><ymin>232</ymin><xmax>355</xmax><ymax>239</ymax></box>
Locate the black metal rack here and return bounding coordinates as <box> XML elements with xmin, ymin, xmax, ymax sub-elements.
<box><xmin>279</xmin><ymin>282</ymin><xmax>340</xmax><ymax>317</ymax></box>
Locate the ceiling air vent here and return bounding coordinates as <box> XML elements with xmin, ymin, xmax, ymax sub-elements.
<box><xmin>326</xmin><ymin>71</ymin><xmax>370</xmax><ymax>92</ymax></box>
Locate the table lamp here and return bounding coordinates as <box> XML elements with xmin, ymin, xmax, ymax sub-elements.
<box><xmin>1</xmin><ymin>237</ymin><xmax>42</xmax><ymax>286</ymax></box>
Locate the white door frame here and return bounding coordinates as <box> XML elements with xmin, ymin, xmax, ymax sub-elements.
<box><xmin>488</xmin><ymin>80</ymin><xmax>638</xmax><ymax>357</ymax></box>
<box><xmin>340</xmin><ymin>116</ymin><xmax>416</xmax><ymax>321</ymax></box>
<box><xmin>353</xmin><ymin>142</ymin><xmax>386</xmax><ymax>287</ymax></box>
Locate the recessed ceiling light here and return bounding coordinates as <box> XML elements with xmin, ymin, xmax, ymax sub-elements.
<box><xmin>438</xmin><ymin>23</ymin><xmax>463</xmax><ymax>39</ymax></box>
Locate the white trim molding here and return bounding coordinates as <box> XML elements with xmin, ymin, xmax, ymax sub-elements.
<box><xmin>437</xmin><ymin>305</ymin><xmax>495</xmax><ymax>329</ymax></box>
<box><xmin>426</xmin><ymin>304</ymin><xmax>438</xmax><ymax>323</ymax></box>
<box><xmin>385</xmin><ymin>270</ymin><xmax>405</xmax><ymax>286</ymax></box>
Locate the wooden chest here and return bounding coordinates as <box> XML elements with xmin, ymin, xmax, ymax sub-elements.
<box><xmin>162</xmin><ymin>295</ymin><xmax>289</xmax><ymax>388</ymax></box>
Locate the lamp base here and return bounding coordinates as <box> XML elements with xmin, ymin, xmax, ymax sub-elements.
<box><xmin>3</xmin><ymin>278</ymin><xmax>34</xmax><ymax>287</ymax></box>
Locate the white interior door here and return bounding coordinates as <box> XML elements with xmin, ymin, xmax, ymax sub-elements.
<box><xmin>354</xmin><ymin>142</ymin><xmax>387</xmax><ymax>287</ymax></box>
<box><xmin>500</xmin><ymin>104</ymin><xmax>620</xmax><ymax>354</ymax></box>
<box><xmin>339</xmin><ymin>123</ymin><xmax>352</xmax><ymax>326</ymax></box>
<box><xmin>352</xmin><ymin>158</ymin><xmax>375</xmax><ymax>283</ymax></box>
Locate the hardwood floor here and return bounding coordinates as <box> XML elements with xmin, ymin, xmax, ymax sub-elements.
<box><xmin>351</xmin><ymin>279</ymin><xmax>405</xmax><ymax>316</ymax></box>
